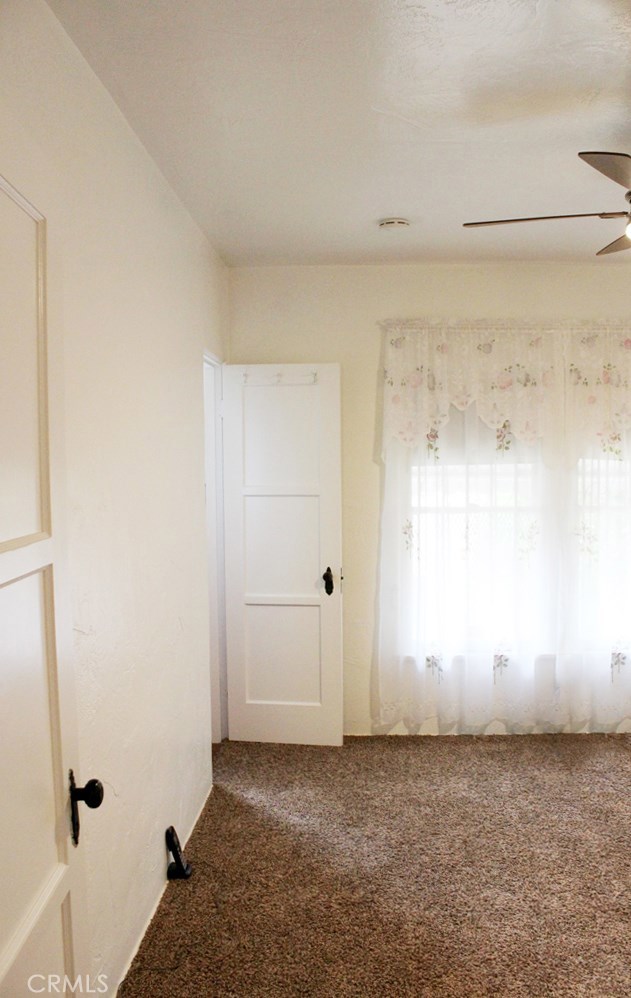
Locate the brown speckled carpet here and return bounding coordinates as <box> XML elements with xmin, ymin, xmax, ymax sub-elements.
<box><xmin>119</xmin><ymin>735</ymin><xmax>630</xmax><ymax>997</ymax></box>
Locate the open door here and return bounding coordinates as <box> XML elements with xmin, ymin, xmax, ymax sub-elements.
<box><xmin>223</xmin><ymin>364</ymin><xmax>343</xmax><ymax>745</ymax></box>
<box><xmin>0</xmin><ymin>177</ymin><xmax>90</xmax><ymax>993</ymax></box>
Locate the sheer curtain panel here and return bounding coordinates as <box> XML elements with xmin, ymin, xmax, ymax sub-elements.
<box><xmin>375</xmin><ymin>320</ymin><xmax>631</xmax><ymax>735</ymax></box>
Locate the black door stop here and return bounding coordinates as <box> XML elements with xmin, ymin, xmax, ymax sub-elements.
<box><xmin>166</xmin><ymin>825</ymin><xmax>192</xmax><ymax>880</ymax></box>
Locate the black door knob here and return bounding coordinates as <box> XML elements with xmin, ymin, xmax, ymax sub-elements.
<box><xmin>322</xmin><ymin>566</ymin><xmax>334</xmax><ymax>595</ymax></box>
<box><xmin>73</xmin><ymin>778</ymin><xmax>104</xmax><ymax>809</ymax></box>
<box><xmin>69</xmin><ymin>770</ymin><xmax>104</xmax><ymax>846</ymax></box>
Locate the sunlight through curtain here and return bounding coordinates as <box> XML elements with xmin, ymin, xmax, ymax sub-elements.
<box><xmin>374</xmin><ymin>320</ymin><xmax>631</xmax><ymax>735</ymax></box>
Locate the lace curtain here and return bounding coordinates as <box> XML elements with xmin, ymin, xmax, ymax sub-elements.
<box><xmin>374</xmin><ymin>320</ymin><xmax>631</xmax><ymax>735</ymax></box>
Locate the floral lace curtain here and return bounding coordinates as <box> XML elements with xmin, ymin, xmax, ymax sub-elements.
<box><xmin>374</xmin><ymin>320</ymin><xmax>631</xmax><ymax>735</ymax></box>
<box><xmin>382</xmin><ymin>319</ymin><xmax>631</xmax><ymax>461</ymax></box>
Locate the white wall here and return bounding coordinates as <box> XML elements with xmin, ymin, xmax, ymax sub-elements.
<box><xmin>230</xmin><ymin>262</ymin><xmax>631</xmax><ymax>734</ymax></box>
<box><xmin>1</xmin><ymin>0</ymin><xmax>228</xmax><ymax>986</ymax></box>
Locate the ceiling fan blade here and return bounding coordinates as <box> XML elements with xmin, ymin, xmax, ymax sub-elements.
<box><xmin>579</xmin><ymin>152</ymin><xmax>631</xmax><ymax>190</ymax></box>
<box><xmin>596</xmin><ymin>233</ymin><xmax>631</xmax><ymax>256</ymax></box>
<box><xmin>463</xmin><ymin>211</ymin><xmax>627</xmax><ymax>228</ymax></box>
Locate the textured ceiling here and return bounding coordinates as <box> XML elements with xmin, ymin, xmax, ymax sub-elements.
<box><xmin>46</xmin><ymin>0</ymin><xmax>631</xmax><ymax>265</ymax></box>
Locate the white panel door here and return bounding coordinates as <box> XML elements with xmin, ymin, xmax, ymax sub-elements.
<box><xmin>223</xmin><ymin>364</ymin><xmax>343</xmax><ymax>745</ymax></box>
<box><xmin>0</xmin><ymin>177</ymin><xmax>89</xmax><ymax>995</ymax></box>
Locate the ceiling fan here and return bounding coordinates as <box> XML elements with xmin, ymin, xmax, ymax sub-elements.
<box><xmin>464</xmin><ymin>152</ymin><xmax>631</xmax><ymax>256</ymax></box>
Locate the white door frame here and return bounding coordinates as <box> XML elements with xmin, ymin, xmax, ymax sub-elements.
<box><xmin>203</xmin><ymin>353</ymin><xmax>228</xmax><ymax>743</ymax></box>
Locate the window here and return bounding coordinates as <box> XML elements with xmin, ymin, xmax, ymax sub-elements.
<box><xmin>374</xmin><ymin>322</ymin><xmax>631</xmax><ymax>735</ymax></box>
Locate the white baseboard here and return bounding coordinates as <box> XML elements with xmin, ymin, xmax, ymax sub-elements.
<box><xmin>112</xmin><ymin>782</ymin><xmax>215</xmax><ymax>995</ymax></box>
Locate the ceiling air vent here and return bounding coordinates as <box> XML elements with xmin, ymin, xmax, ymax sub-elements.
<box><xmin>378</xmin><ymin>217</ymin><xmax>410</xmax><ymax>228</ymax></box>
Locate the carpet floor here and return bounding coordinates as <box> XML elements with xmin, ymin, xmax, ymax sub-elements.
<box><xmin>119</xmin><ymin>734</ymin><xmax>630</xmax><ymax>997</ymax></box>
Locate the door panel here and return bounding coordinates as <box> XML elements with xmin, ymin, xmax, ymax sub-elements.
<box><xmin>0</xmin><ymin>176</ymin><xmax>86</xmax><ymax>993</ymax></box>
<box><xmin>1</xmin><ymin>893</ymin><xmax>68</xmax><ymax>997</ymax></box>
<box><xmin>243</xmin><ymin>383</ymin><xmax>320</xmax><ymax>488</ymax></box>
<box><xmin>223</xmin><ymin>364</ymin><xmax>343</xmax><ymax>745</ymax></box>
<box><xmin>244</xmin><ymin>495</ymin><xmax>320</xmax><ymax>594</ymax></box>
<box><xmin>0</xmin><ymin>178</ymin><xmax>49</xmax><ymax>550</ymax></box>
<box><xmin>245</xmin><ymin>604</ymin><xmax>322</xmax><ymax>703</ymax></box>
<box><xmin>0</xmin><ymin>571</ymin><xmax>60</xmax><ymax>951</ymax></box>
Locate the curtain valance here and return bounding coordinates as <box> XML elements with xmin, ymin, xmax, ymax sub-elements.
<box><xmin>381</xmin><ymin>319</ymin><xmax>631</xmax><ymax>459</ymax></box>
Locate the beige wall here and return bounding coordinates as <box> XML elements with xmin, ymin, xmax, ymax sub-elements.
<box><xmin>1</xmin><ymin>0</ymin><xmax>228</xmax><ymax>986</ymax></box>
<box><xmin>230</xmin><ymin>262</ymin><xmax>631</xmax><ymax>734</ymax></box>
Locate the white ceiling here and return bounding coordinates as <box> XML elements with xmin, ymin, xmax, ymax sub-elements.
<box><xmin>46</xmin><ymin>0</ymin><xmax>631</xmax><ymax>266</ymax></box>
